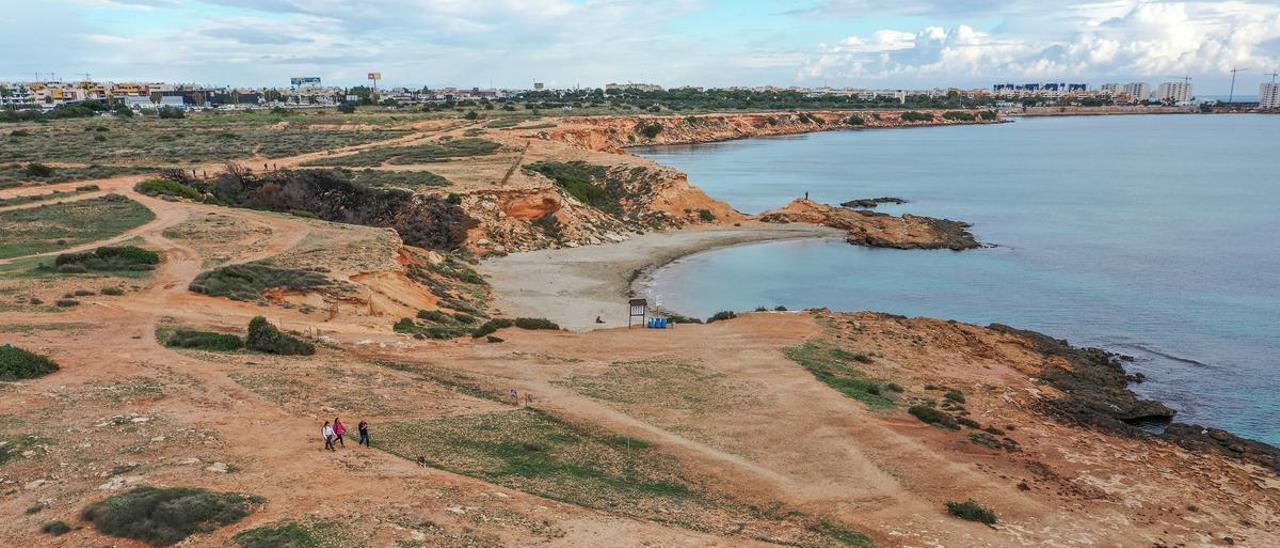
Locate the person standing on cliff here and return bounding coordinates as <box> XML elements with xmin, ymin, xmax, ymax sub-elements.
<box><xmin>804</xmin><ymin>191</ymin><xmax>809</xmax><ymax>200</ymax></box>
<box><xmin>321</xmin><ymin>421</ymin><xmax>335</xmax><ymax>451</ymax></box>
<box><xmin>358</xmin><ymin>420</ymin><xmax>370</xmax><ymax>447</ymax></box>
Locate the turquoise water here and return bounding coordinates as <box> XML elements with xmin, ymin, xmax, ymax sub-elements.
<box><xmin>635</xmin><ymin>114</ymin><xmax>1280</xmax><ymax>445</ymax></box>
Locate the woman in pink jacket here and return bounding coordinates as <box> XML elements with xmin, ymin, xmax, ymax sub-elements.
<box><xmin>332</xmin><ymin>417</ymin><xmax>347</xmax><ymax>448</ymax></box>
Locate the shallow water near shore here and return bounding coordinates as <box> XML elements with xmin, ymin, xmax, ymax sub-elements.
<box><xmin>635</xmin><ymin>114</ymin><xmax>1280</xmax><ymax>445</ymax></box>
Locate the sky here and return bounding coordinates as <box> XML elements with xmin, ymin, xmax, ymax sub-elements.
<box><xmin>2</xmin><ymin>0</ymin><xmax>1279</xmax><ymax>93</ymax></box>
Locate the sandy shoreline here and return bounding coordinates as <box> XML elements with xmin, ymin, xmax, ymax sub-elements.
<box><xmin>479</xmin><ymin>223</ymin><xmax>842</xmax><ymax>330</ymax></box>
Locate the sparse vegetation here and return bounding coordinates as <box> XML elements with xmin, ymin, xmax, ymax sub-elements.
<box><xmin>946</xmin><ymin>499</ymin><xmax>997</xmax><ymax>524</ymax></box>
<box><xmin>299</xmin><ymin>139</ymin><xmax>501</xmax><ymax>167</ymax></box>
<box><xmin>636</xmin><ymin>121</ymin><xmax>664</xmax><ymax>139</ymax></box>
<box><xmin>233</xmin><ymin>521</ymin><xmax>320</xmax><ymax>548</ymax></box>
<box><xmin>901</xmin><ymin>111</ymin><xmax>935</xmax><ymax>122</ymax></box>
<box><xmin>0</xmin><ymin>345</ymin><xmax>60</xmax><ymax>380</ymax></box>
<box><xmin>471</xmin><ymin>317</ymin><xmax>559</xmax><ymax>338</ymax></box>
<box><xmin>524</xmin><ymin>161</ymin><xmax>620</xmax><ymax>215</ymax></box>
<box><xmin>944</xmin><ymin>389</ymin><xmax>966</xmax><ymax>403</ymax></box>
<box><xmin>80</xmin><ymin>486</ymin><xmax>257</xmax><ymax>546</ymax></box>
<box><xmin>0</xmin><ymin>164</ymin><xmax>155</xmax><ymax>189</ymax></box>
<box><xmin>697</xmin><ymin>209</ymin><xmax>715</xmax><ymax>222</ymax></box>
<box><xmin>942</xmin><ymin>111</ymin><xmax>976</xmax><ymax>122</ymax></box>
<box><xmin>188</xmin><ymin>263</ymin><xmax>331</xmax><ymax>301</ymax></box>
<box><xmin>246</xmin><ymin>316</ymin><xmax>315</xmax><ymax>356</ymax></box>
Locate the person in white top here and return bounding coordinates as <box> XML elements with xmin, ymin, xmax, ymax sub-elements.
<box><xmin>321</xmin><ymin>421</ymin><xmax>335</xmax><ymax>451</ymax></box>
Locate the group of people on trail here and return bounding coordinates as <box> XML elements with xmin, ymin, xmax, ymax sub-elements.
<box><xmin>321</xmin><ymin>417</ymin><xmax>370</xmax><ymax>451</ymax></box>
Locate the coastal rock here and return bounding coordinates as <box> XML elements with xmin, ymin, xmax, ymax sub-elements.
<box><xmin>758</xmin><ymin>199</ymin><xmax>981</xmax><ymax>250</ymax></box>
<box><xmin>840</xmin><ymin>196</ymin><xmax>907</xmax><ymax>209</ymax></box>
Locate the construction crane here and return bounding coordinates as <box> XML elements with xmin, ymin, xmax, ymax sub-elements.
<box><xmin>1267</xmin><ymin>71</ymin><xmax>1279</xmax><ymax>83</ymax></box>
<box><xmin>1228</xmin><ymin>67</ymin><xmax>1247</xmax><ymax>103</ymax></box>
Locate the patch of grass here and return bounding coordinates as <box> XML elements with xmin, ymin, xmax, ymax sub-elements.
<box><xmin>0</xmin><ymin>346</ymin><xmax>61</xmax><ymax>380</ymax></box>
<box><xmin>908</xmin><ymin>405</ymin><xmax>960</xmax><ymax>430</ymax></box>
<box><xmin>946</xmin><ymin>499</ymin><xmax>997</xmax><ymax>524</ymax></box>
<box><xmin>162</xmin><ymin>328</ymin><xmax>245</xmax><ymax>352</ymax></box>
<box><xmin>785</xmin><ymin>341</ymin><xmax>896</xmax><ymax>408</ymax></box>
<box><xmin>944</xmin><ymin>389</ymin><xmax>966</xmax><ymax>403</ymax></box>
<box><xmin>0</xmin><ymin>194</ymin><xmax>155</xmax><ymax>259</ymax></box>
<box><xmin>0</xmin><ymin>163</ymin><xmax>155</xmax><ymax>189</ymax></box>
<box><xmin>189</xmin><ymin>263</ymin><xmax>331</xmax><ymax>301</ymax></box>
<box><xmin>350</xmin><ymin>169</ymin><xmax>450</xmax><ymax>189</ymax></box>
<box><xmin>246</xmin><ymin>316</ymin><xmax>315</xmax><ymax>356</ymax></box>
<box><xmin>40</xmin><ymin>520</ymin><xmax>71</xmax><ymax>536</ymax></box>
<box><xmin>523</xmin><ymin>161</ymin><xmax>620</xmax><ymax>215</ymax></box>
<box><xmin>80</xmin><ymin>486</ymin><xmax>257</xmax><ymax>546</ymax></box>
<box><xmin>100</xmin><ymin>286</ymin><xmax>125</xmax><ymax>296</ymax></box>
<box><xmin>378</xmin><ymin>409</ymin><xmax>698</xmax><ymax>513</ymax></box>
<box><xmin>55</xmin><ymin>299</ymin><xmax>80</xmax><ymax>307</ymax></box>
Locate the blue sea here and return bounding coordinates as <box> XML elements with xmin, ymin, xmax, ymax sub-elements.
<box><xmin>634</xmin><ymin>114</ymin><xmax>1280</xmax><ymax>445</ymax></box>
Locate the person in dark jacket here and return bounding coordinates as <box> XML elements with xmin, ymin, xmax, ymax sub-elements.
<box><xmin>358</xmin><ymin>420</ymin><xmax>370</xmax><ymax>447</ymax></box>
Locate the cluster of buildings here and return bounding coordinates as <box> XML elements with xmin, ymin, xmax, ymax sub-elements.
<box><xmin>991</xmin><ymin>81</ymin><xmax>1196</xmax><ymax>104</ymax></box>
<box><xmin>0</xmin><ymin>79</ymin><xmax>519</xmax><ymax>111</ymax></box>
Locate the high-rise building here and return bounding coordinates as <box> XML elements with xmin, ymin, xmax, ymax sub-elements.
<box><xmin>1100</xmin><ymin>82</ymin><xmax>1151</xmax><ymax>103</ymax></box>
<box><xmin>1260</xmin><ymin>82</ymin><xmax>1280</xmax><ymax>109</ymax></box>
<box><xmin>1155</xmin><ymin>82</ymin><xmax>1193</xmax><ymax>104</ymax></box>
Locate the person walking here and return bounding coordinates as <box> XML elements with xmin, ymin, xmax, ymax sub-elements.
<box><xmin>321</xmin><ymin>421</ymin><xmax>335</xmax><ymax>451</ymax></box>
<box><xmin>333</xmin><ymin>417</ymin><xmax>347</xmax><ymax>448</ymax></box>
<box><xmin>358</xmin><ymin>420</ymin><xmax>370</xmax><ymax>447</ymax></box>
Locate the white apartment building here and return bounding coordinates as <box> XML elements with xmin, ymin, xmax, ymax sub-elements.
<box><xmin>1155</xmin><ymin>82</ymin><xmax>1193</xmax><ymax>104</ymax></box>
<box><xmin>1100</xmin><ymin>82</ymin><xmax>1150</xmax><ymax>104</ymax></box>
<box><xmin>1260</xmin><ymin>82</ymin><xmax>1280</xmax><ymax>109</ymax></box>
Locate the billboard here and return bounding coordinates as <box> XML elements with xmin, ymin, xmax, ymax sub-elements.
<box><xmin>290</xmin><ymin>76</ymin><xmax>322</xmax><ymax>87</ymax></box>
<box><xmin>367</xmin><ymin>72</ymin><xmax>381</xmax><ymax>81</ymax></box>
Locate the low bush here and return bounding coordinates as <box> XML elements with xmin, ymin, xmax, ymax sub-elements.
<box><xmin>80</xmin><ymin>486</ymin><xmax>256</xmax><ymax>546</ymax></box>
<box><xmin>845</xmin><ymin>114</ymin><xmax>866</xmax><ymax>126</ymax></box>
<box><xmin>636</xmin><ymin>121</ymin><xmax>664</xmax><ymax>139</ymax></box>
<box><xmin>942</xmin><ymin>111</ymin><xmax>976</xmax><ymax>122</ymax></box>
<box><xmin>165</xmin><ymin>329</ymin><xmax>244</xmax><ymax>352</ymax></box>
<box><xmin>100</xmin><ymin>287</ymin><xmax>125</xmax><ymax>296</ymax></box>
<box><xmin>55</xmin><ymin>299</ymin><xmax>79</xmax><ymax>307</ymax></box>
<box><xmin>901</xmin><ymin>111</ymin><xmax>935</xmax><ymax>122</ymax></box>
<box><xmin>246</xmin><ymin>316</ymin><xmax>315</xmax><ymax>356</ymax></box>
<box><xmin>0</xmin><ymin>345</ymin><xmax>60</xmax><ymax>380</ymax></box>
<box><xmin>944</xmin><ymin>390</ymin><xmax>966</xmax><ymax>403</ymax></box>
<box><xmin>908</xmin><ymin>405</ymin><xmax>960</xmax><ymax>430</ymax></box>
<box><xmin>666</xmin><ymin>313</ymin><xmax>702</xmax><ymax>324</ymax></box>
<box><xmin>885</xmin><ymin>382</ymin><xmax>904</xmax><ymax>393</ymax></box>
<box><xmin>472</xmin><ymin>318</ymin><xmax>514</xmax><ymax>337</ymax></box>
<box><xmin>135</xmin><ymin>179</ymin><xmax>202</xmax><ymax>201</ymax></box>
<box><xmin>706</xmin><ymin>311</ymin><xmax>737</xmax><ymax>323</ymax></box>
<box><xmin>189</xmin><ymin>263</ymin><xmax>330</xmax><ymax>301</ymax></box>
<box><xmin>52</xmin><ymin>245</ymin><xmax>160</xmax><ymax>273</ymax></box>
<box><xmin>513</xmin><ymin>317</ymin><xmax>559</xmax><ymax>330</ymax></box>
<box><xmin>956</xmin><ymin>416</ymin><xmax>981</xmax><ymax>429</ymax></box>
<box><xmin>23</xmin><ymin>163</ymin><xmax>54</xmax><ymax>178</ymax></box>
<box><xmin>40</xmin><ymin>520</ymin><xmax>71</xmax><ymax>536</ymax></box>
<box><xmin>73</xmin><ymin>289</ymin><xmax>95</xmax><ymax>296</ymax></box>
<box><xmin>697</xmin><ymin>209</ymin><xmax>715</xmax><ymax>222</ymax></box>
<box><xmin>946</xmin><ymin>499</ymin><xmax>997</xmax><ymax>524</ymax></box>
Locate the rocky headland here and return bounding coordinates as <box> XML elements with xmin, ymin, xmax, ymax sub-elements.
<box><xmin>758</xmin><ymin>198</ymin><xmax>982</xmax><ymax>250</ymax></box>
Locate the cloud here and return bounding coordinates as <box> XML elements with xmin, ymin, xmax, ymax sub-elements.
<box><xmin>799</xmin><ymin>1</ymin><xmax>1280</xmax><ymax>88</ymax></box>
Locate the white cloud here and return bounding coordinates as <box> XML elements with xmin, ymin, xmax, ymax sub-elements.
<box><xmin>799</xmin><ymin>0</ymin><xmax>1280</xmax><ymax>89</ymax></box>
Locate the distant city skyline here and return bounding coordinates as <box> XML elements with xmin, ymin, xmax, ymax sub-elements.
<box><xmin>3</xmin><ymin>1</ymin><xmax>1278</xmax><ymax>94</ymax></box>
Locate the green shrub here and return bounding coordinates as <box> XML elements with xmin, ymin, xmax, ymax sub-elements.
<box><xmin>944</xmin><ymin>390</ymin><xmax>966</xmax><ymax>403</ymax></box>
<box><xmin>901</xmin><ymin>111</ymin><xmax>935</xmax><ymax>122</ymax></box>
<box><xmin>157</xmin><ymin>106</ymin><xmax>185</xmax><ymax>119</ymax></box>
<box><xmin>135</xmin><ymin>179</ymin><xmax>202</xmax><ymax>201</ymax></box>
<box><xmin>697</xmin><ymin>209</ymin><xmax>715</xmax><ymax>222</ymax></box>
<box><xmin>337</xmin><ymin>102</ymin><xmax>357</xmax><ymax>114</ymax></box>
<box><xmin>73</xmin><ymin>289</ymin><xmax>94</xmax><ymax>296</ymax></box>
<box><xmin>773</xmin><ymin>306</ymin><xmax>788</xmax><ymax>311</ymax></box>
<box><xmin>471</xmin><ymin>318</ymin><xmax>515</xmax><ymax>337</ymax></box>
<box><xmin>706</xmin><ymin>311</ymin><xmax>737</xmax><ymax>323</ymax></box>
<box><xmin>524</xmin><ymin>161</ymin><xmax>619</xmax><ymax>214</ymax></box>
<box><xmin>946</xmin><ymin>499</ymin><xmax>997</xmax><ymax>524</ymax></box>
<box><xmin>23</xmin><ymin>163</ymin><xmax>54</xmax><ymax>177</ymax></box>
<box><xmin>246</xmin><ymin>316</ymin><xmax>315</xmax><ymax>356</ymax></box>
<box><xmin>979</xmin><ymin>110</ymin><xmax>998</xmax><ymax>121</ymax></box>
<box><xmin>234</xmin><ymin>521</ymin><xmax>316</xmax><ymax>548</ymax></box>
<box><xmin>942</xmin><ymin>111</ymin><xmax>976</xmax><ymax>122</ymax></box>
<box><xmin>464</xmin><ymin>110</ymin><xmax>479</xmax><ymax>120</ymax></box>
<box><xmin>636</xmin><ymin>121</ymin><xmax>664</xmax><ymax>139</ymax></box>
<box><xmin>100</xmin><ymin>287</ymin><xmax>125</xmax><ymax>296</ymax></box>
<box><xmin>52</xmin><ymin>245</ymin><xmax>160</xmax><ymax>273</ymax></box>
<box><xmin>189</xmin><ymin>263</ymin><xmax>330</xmax><ymax>301</ymax></box>
<box><xmin>845</xmin><ymin>114</ymin><xmax>866</xmax><ymax>126</ymax></box>
<box><xmin>666</xmin><ymin>313</ymin><xmax>702</xmax><ymax>324</ymax></box>
<box><xmin>55</xmin><ymin>299</ymin><xmax>79</xmax><ymax>307</ymax></box>
<box><xmin>165</xmin><ymin>329</ymin><xmax>244</xmax><ymax>351</ymax></box>
<box><xmin>40</xmin><ymin>520</ymin><xmax>71</xmax><ymax>536</ymax></box>
<box><xmin>908</xmin><ymin>405</ymin><xmax>959</xmax><ymax>430</ymax></box>
<box><xmin>486</xmin><ymin>335</ymin><xmax>504</xmax><ymax>343</ymax></box>
<box><xmin>80</xmin><ymin>486</ymin><xmax>256</xmax><ymax>546</ymax></box>
<box><xmin>0</xmin><ymin>346</ymin><xmax>59</xmax><ymax>380</ymax></box>
<box><xmin>885</xmin><ymin>382</ymin><xmax>904</xmax><ymax>392</ymax></box>
<box><xmin>513</xmin><ymin>317</ymin><xmax>559</xmax><ymax>330</ymax></box>
<box><xmin>956</xmin><ymin>416</ymin><xmax>981</xmax><ymax>429</ymax></box>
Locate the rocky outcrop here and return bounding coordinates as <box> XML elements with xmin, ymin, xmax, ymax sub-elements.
<box><xmin>988</xmin><ymin>323</ymin><xmax>1280</xmax><ymax>473</ymax></box>
<box><xmin>527</xmin><ymin>110</ymin><xmax>1003</xmax><ymax>153</ymax></box>
<box><xmin>758</xmin><ymin>199</ymin><xmax>981</xmax><ymax>250</ymax></box>
<box><xmin>841</xmin><ymin>197</ymin><xmax>907</xmax><ymax>209</ymax></box>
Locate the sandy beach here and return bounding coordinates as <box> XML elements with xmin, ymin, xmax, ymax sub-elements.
<box><xmin>479</xmin><ymin>223</ymin><xmax>842</xmax><ymax>330</ymax></box>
